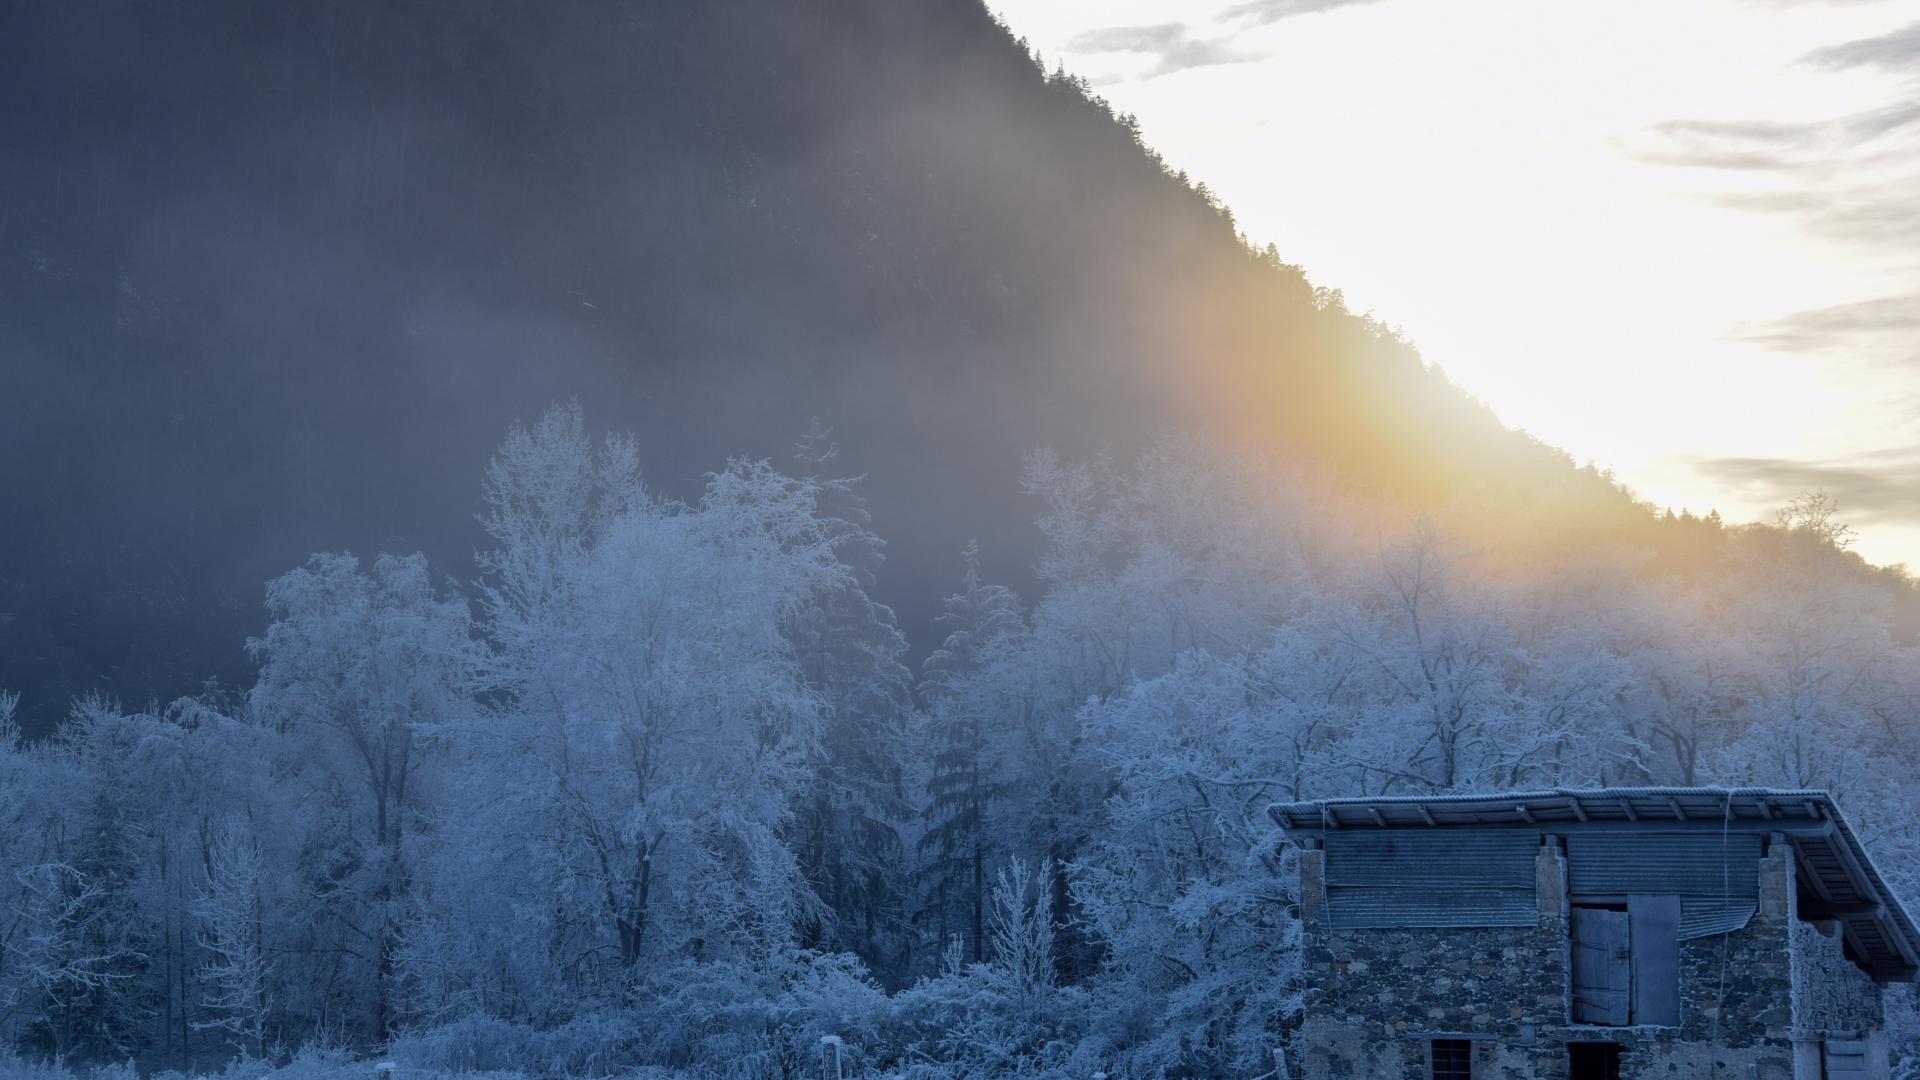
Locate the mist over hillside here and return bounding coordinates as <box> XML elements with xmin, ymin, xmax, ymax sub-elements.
<box><xmin>6</xmin><ymin>5</ymin><xmax>1920</xmax><ymax>1073</ymax></box>
<box><xmin>0</xmin><ymin>0</ymin><xmax>1792</xmax><ymax>733</ymax></box>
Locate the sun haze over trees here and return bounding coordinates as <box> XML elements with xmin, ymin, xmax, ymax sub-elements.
<box><xmin>4</xmin><ymin>0</ymin><xmax>1920</xmax><ymax>1076</ymax></box>
<box><xmin>0</xmin><ymin>0</ymin><xmax>1807</xmax><ymax>738</ymax></box>
<box><xmin>0</xmin><ymin>404</ymin><xmax>1916</xmax><ymax>1078</ymax></box>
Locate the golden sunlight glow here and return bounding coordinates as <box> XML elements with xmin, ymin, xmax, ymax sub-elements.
<box><xmin>992</xmin><ymin>0</ymin><xmax>1920</xmax><ymax>569</ymax></box>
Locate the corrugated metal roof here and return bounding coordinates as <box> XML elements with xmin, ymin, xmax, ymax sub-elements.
<box><xmin>1679</xmin><ymin>902</ymin><xmax>1756</xmax><ymax>940</ymax></box>
<box><xmin>1325</xmin><ymin>828</ymin><xmax>1540</xmax><ymax>929</ymax></box>
<box><xmin>1327</xmin><ymin>828</ymin><xmax>1539</xmax><ymax>886</ymax></box>
<box><xmin>1568</xmin><ymin>833</ymin><xmax>1761</xmax><ymax>898</ymax></box>
<box><xmin>1569</xmin><ymin>833</ymin><xmax>1761</xmax><ymax>941</ymax></box>
<box><xmin>1269</xmin><ymin>787</ymin><xmax>1920</xmax><ymax>981</ymax></box>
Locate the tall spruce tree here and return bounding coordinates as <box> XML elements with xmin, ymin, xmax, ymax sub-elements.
<box><xmin>787</xmin><ymin>422</ymin><xmax>917</xmax><ymax>981</ymax></box>
<box><xmin>917</xmin><ymin>543</ymin><xmax>1024</xmax><ymax>965</ymax></box>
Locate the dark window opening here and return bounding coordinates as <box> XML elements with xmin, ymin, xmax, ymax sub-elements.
<box><xmin>1430</xmin><ymin>1038</ymin><xmax>1473</xmax><ymax>1080</ymax></box>
<box><xmin>1569</xmin><ymin>1041</ymin><xmax>1622</xmax><ymax>1080</ymax></box>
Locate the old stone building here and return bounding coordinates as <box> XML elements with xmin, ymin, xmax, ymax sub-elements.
<box><xmin>1269</xmin><ymin>788</ymin><xmax>1920</xmax><ymax>1080</ymax></box>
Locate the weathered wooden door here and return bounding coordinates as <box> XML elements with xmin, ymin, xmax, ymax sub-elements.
<box><xmin>1571</xmin><ymin>907</ymin><xmax>1631</xmax><ymax>1025</ymax></box>
<box><xmin>1627</xmin><ymin>894</ymin><xmax>1680</xmax><ymax>1026</ymax></box>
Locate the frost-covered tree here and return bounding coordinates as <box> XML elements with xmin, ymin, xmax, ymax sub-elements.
<box><xmin>14</xmin><ymin>419</ymin><xmax>1920</xmax><ymax>1078</ymax></box>
<box><xmin>0</xmin><ymin>693</ymin><xmax>28</xmax><ymax>1007</ymax></box>
<box><xmin>787</xmin><ymin>420</ymin><xmax>916</xmax><ymax>980</ymax></box>
<box><xmin>192</xmin><ymin>821</ymin><xmax>270</xmax><ymax>1057</ymax></box>
<box><xmin>249</xmin><ymin>551</ymin><xmax>472</xmax><ymax>1039</ymax></box>
<box><xmin>918</xmin><ymin>543</ymin><xmax>1025</xmax><ymax>966</ymax></box>
<box><xmin>1072</xmin><ymin>651</ymin><xmax>1308</xmax><ymax>1075</ymax></box>
<box><xmin>1001</xmin><ymin>447</ymin><xmax>1318</xmax><ymax>981</ymax></box>
<box><xmin>139</xmin><ymin>692</ymin><xmax>280</xmax><ymax>1067</ymax></box>
<box><xmin>985</xmin><ymin>857</ymin><xmax>1054</xmax><ymax>1003</ymax></box>
<box><xmin>404</xmin><ymin>406</ymin><xmax>851</xmax><ymax>1021</ymax></box>
<box><xmin>23</xmin><ymin>699</ymin><xmax>152</xmax><ymax>1061</ymax></box>
<box><xmin>1708</xmin><ymin>542</ymin><xmax>1903</xmax><ymax>791</ymax></box>
<box><xmin>1320</xmin><ymin>523</ymin><xmax>1628</xmax><ymax>792</ymax></box>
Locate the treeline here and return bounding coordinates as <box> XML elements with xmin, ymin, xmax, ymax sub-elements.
<box><xmin>2</xmin><ymin>405</ymin><xmax>1918</xmax><ymax>1078</ymax></box>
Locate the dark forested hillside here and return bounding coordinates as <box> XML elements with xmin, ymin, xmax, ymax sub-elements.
<box><xmin>0</xmin><ymin>0</ymin><xmax>1840</xmax><ymax>732</ymax></box>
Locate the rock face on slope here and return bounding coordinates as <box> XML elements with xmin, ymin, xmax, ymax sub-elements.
<box><xmin>0</xmin><ymin>0</ymin><xmax>1626</xmax><ymax>728</ymax></box>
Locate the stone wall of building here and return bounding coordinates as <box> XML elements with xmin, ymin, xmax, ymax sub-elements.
<box><xmin>1297</xmin><ymin>918</ymin><xmax>1570</xmax><ymax>1079</ymax></box>
<box><xmin>1292</xmin><ymin>839</ymin><xmax>1820</xmax><ymax>1079</ymax></box>
<box><xmin>1791</xmin><ymin>918</ymin><xmax>1884</xmax><ymax>1035</ymax></box>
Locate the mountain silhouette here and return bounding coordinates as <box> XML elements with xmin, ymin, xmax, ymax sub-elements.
<box><xmin>0</xmin><ymin>0</ymin><xmax>1854</xmax><ymax>732</ymax></box>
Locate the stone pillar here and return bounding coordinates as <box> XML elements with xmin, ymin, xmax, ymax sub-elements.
<box><xmin>1535</xmin><ymin>840</ymin><xmax>1566</xmax><ymax>921</ymax></box>
<box><xmin>1294</xmin><ymin>845</ymin><xmax>1328</xmax><ymax>1080</ymax></box>
<box><xmin>1759</xmin><ymin>835</ymin><xmax>1794</xmax><ymax>925</ymax></box>
<box><xmin>1866</xmin><ymin>1029</ymin><xmax>1892</xmax><ymax>1078</ymax></box>
<box><xmin>1760</xmin><ymin>835</ymin><xmax>1803</xmax><ymax>1058</ymax></box>
<box><xmin>1792</xmin><ymin>1038</ymin><xmax>1823</xmax><ymax>1080</ymax></box>
<box><xmin>1299</xmin><ymin>847</ymin><xmax>1325</xmax><ymax>927</ymax></box>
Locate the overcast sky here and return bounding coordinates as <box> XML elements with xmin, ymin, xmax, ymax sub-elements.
<box><xmin>992</xmin><ymin>0</ymin><xmax>1920</xmax><ymax>569</ymax></box>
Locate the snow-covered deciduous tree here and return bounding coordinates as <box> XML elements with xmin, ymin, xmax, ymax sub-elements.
<box><xmin>35</xmin><ymin>699</ymin><xmax>153</xmax><ymax>1061</ymax></box>
<box><xmin>1318</xmin><ymin>523</ymin><xmax>1630</xmax><ymax>793</ymax></box>
<box><xmin>403</xmin><ymin>405</ymin><xmax>855</xmax><ymax>1021</ymax></box>
<box><xmin>0</xmin><ymin>691</ymin><xmax>17</xmax><ymax>747</ymax></box>
<box><xmin>249</xmin><ymin>551</ymin><xmax>473</xmax><ymax>1039</ymax></box>
<box><xmin>1073</xmin><ymin>652</ymin><xmax>1306</xmax><ymax>1075</ymax></box>
<box><xmin>986</xmin><ymin>857</ymin><xmax>1054</xmax><ymax>1004</ymax></box>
